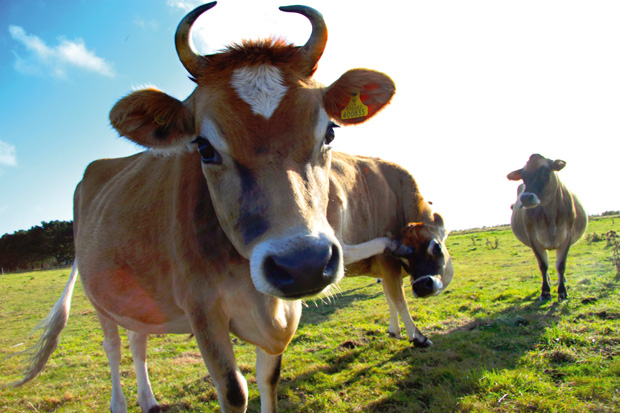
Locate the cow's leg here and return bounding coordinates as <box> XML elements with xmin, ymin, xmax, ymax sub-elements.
<box><xmin>190</xmin><ymin>311</ymin><xmax>248</xmax><ymax>412</ymax></box>
<box><xmin>97</xmin><ymin>313</ymin><xmax>128</xmax><ymax>413</ymax></box>
<box><xmin>127</xmin><ymin>330</ymin><xmax>160</xmax><ymax>413</ymax></box>
<box><xmin>382</xmin><ymin>279</ymin><xmax>402</xmax><ymax>339</ymax></box>
<box><xmin>555</xmin><ymin>241</ymin><xmax>572</xmax><ymax>301</ymax></box>
<box><xmin>256</xmin><ymin>347</ymin><xmax>282</xmax><ymax>413</ymax></box>
<box><xmin>380</xmin><ymin>271</ymin><xmax>431</xmax><ymax>348</ymax></box>
<box><xmin>532</xmin><ymin>246</ymin><xmax>551</xmax><ymax>301</ymax></box>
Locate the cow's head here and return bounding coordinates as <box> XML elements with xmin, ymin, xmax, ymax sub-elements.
<box><xmin>108</xmin><ymin>3</ymin><xmax>395</xmax><ymax>299</ymax></box>
<box><xmin>507</xmin><ymin>154</ymin><xmax>566</xmax><ymax>209</ymax></box>
<box><xmin>398</xmin><ymin>213</ymin><xmax>453</xmax><ymax>298</ymax></box>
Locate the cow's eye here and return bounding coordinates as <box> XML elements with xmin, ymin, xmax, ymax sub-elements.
<box><xmin>431</xmin><ymin>241</ymin><xmax>443</xmax><ymax>257</ymax></box>
<box><xmin>325</xmin><ymin>122</ymin><xmax>339</xmax><ymax>145</ymax></box>
<box><xmin>192</xmin><ymin>137</ymin><xmax>221</xmax><ymax>165</ymax></box>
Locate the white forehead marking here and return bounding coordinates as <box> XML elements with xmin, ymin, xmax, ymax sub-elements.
<box><xmin>231</xmin><ymin>65</ymin><xmax>288</xmax><ymax>119</ymax></box>
<box><xmin>200</xmin><ymin>119</ymin><xmax>230</xmax><ymax>155</ymax></box>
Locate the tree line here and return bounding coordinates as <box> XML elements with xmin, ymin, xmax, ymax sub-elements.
<box><xmin>1</xmin><ymin>212</ymin><xmax>617</xmax><ymax>274</ymax></box>
<box><xmin>0</xmin><ymin>220</ymin><xmax>74</xmax><ymax>273</ymax></box>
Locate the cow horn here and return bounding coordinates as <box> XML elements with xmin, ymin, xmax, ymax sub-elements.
<box><xmin>175</xmin><ymin>2</ymin><xmax>217</xmax><ymax>77</ymax></box>
<box><xmin>279</xmin><ymin>5</ymin><xmax>327</xmax><ymax>74</ymax></box>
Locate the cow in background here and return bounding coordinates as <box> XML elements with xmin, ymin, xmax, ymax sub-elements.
<box><xmin>328</xmin><ymin>152</ymin><xmax>453</xmax><ymax>347</ymax></box>
<box><xmin>10</xmin><ymin>4</ymin><xmax>397</xmax><ymax>412</ymax></box>
<box><xmin>508</xmin><ymin>154</ymin><xmax>587</xmax><ymax>301</ymax></box>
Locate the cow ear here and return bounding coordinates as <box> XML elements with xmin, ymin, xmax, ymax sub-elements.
<box><xmin>507</xmin><ymin>169</ymin><xmax>522</xmax><ymax>181</ymax></box>
<box><xmin>433</xmin><ymin>212</ymin><xmax>446</xmax><ymax>230</ymax></box>
<box><xmin>110</xmin><ymin>88</ymin><xmax>195</xmax><ymax>149</ymax></box>
<box><xmin>552</xmin><ymin>159</ymin><xmax>566</xmax><ymax>172</ymax></box>
<box><xmin>323</xmin><ymin>69</ymin><xmax>395</xmax><ymax>125</ymax></box>
<box><xmin>433</xmin><ymin>213</ymin><xmax>449</xmax><ymax>239</ymax></box>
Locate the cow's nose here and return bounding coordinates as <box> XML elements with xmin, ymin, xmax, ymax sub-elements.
<box><xmin>411</xmin><ymin>275</ymin><xmax>439</xmax><ymax>298</ymax></box>
<box><xmin>520</xmin><ymin>192</ymin><xmax>539</xmax><ymax>207</ymax></box>
<box><xmin>263</xmin><ymin>243</ymin><xmax>341</xmax><ymax>298</ymax></box>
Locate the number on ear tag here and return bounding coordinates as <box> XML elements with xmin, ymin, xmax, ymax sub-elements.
<box><xmin>341</xmin><ymin>92</ymin><xmax>368</xmax><ymax>120</ymax></box>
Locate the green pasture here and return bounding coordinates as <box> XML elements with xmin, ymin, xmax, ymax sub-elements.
<box><xmin>1</xmin><ymin>216</ymin><xmax>619</xmax><ymax>412</ymax></box>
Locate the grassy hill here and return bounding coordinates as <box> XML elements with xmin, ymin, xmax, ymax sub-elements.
<box><xmin>1</xmin><ymin>216</ymin><xmax>619</xmax><ymax>412</ymax></box>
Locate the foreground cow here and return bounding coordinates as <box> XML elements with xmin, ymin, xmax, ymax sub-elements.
<box><xmin>507</xmin><ymin>154</ymin><xmax>587</xmax><ymax>301</ymax></box>
<box><xmin>12</xmin><ymin>3</ymin><xmax>396</xmax><ymax>412</ymax></box>
<box><xmin>329</xmin><ymin>152</ymin><xmax>453</xmax><ymax>347</ymax></box>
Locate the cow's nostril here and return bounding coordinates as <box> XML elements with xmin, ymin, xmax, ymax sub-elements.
<box><xmin>263</xmin><ymin>256</ymin><xmax>295</xmax><ymax>287</ymax></box>
<box><xmin>411</xmin><ymin>275</ymin><xmax>438</xmax><ymax>298</ymax></box>
<box><xmin>324</xmin><ymin>244</ymin><xmax>340</xmax><ymax>279</ymax></box>
<box><xmin>425</xmin><ymin>277</ymin><xmax>436</xmax><ymax>290</ymax></box>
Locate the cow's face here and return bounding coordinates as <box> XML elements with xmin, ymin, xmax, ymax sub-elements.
<box><xmin>399</xmin><ymin>213</ymin><xmax>453</xmax><ymax>298</ymax></box>
<box><xmin>507</xmin><ymin>154</ymin><xmax>566</xmax><ymax>209</ymax></box>
<box><xmin>108</xmin><ymin>4</ymin><xmax>395</xmax><ymax>299</ymax></box>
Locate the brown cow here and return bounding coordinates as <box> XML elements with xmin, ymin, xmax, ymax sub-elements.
<box><xmin>11</xmin><ymin>4</ymin><xmax>396</xmax><ymax>413</ymax></box>
<box><xmin>329</xmin><ymin>152</ymin><xmax>453</xmax><ymax>347</ymax></box>
<box><xmin>508</xmin><ymin>154</ymin><xmax>587</xmax><ymax>301</ymax></box>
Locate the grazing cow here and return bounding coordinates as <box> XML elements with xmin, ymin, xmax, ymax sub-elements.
<box><xmin>328</xmin><ymin>152</ymin><xmax>453</xmax><ymax>347</ymax></box>
<box><xmin>507</xmin><ymin>154</ymin><xmax>587</xmax><ymax>301</ymax></box>
<box><xmin>12</xmin><ymin>3</ymin><xmax>397</xmax><ymax>413</ymax></box>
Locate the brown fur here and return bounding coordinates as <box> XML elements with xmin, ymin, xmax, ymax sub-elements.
<box><xmin>401</xmin><ymin>222</ymin><xmax>436</xmax><ymax>251</ymax></box>
<box><xmin>109</xmin><ymin>88</ymin><xmax>194</xmax><ymax>147</ymax></box>
<box><xmin>202</xmin><ymin>39</ymin><xmax>302</xmax><ymax>79</ymax></box>
<box><xmin>508</xmin><ymin>154</ymin><xmax>587</xmax><ymax>301</ymax></box>
<box><xmin>328</xmin><ymin>152</ymin><xmax>453</xmax><ymax>345</ymax></box>
<box><xmin>16</xmin><ymin>5</ymin><xmax>398</xmax><ymax>412</ymax></box>
<box><xmin>324</xmin><ymin>69</ymin><xmax>397</xmax><ymax>125</ymax></box>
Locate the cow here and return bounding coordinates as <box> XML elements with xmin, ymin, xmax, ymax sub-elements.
<box><xmin>507</xmin><ymin>153</ymin><xmax>587</xmax><ymax>301</ymax></box>
<box><xmin>328</xmin><ymin>152</ymin><xmax>453</xmax><ymax>347</ymax></box>
<box><xmin>10</xmin><ymin>3</ymin><xmax>397</xmax><ymax>413</ymax></box>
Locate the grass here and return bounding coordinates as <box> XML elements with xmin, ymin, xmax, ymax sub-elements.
<box><xmin>1</xmin><ymin>215</ymin><xmax>619</xmax><ymax>412</ymax></box>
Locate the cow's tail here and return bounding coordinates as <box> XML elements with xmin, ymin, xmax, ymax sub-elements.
<box><xmin>8</xmin><ymin>261</ymin><xmax>79</xmax><ymax>387</ymax></box>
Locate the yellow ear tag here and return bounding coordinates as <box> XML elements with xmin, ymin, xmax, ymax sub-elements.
<box><xmin>341</xmin><ymin>92</ymin><xmax>368</xmax><ymax>120</ymax></box>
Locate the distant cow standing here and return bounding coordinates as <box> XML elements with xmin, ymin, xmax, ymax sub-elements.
<box><xmin>507</xmin><ymin>154</ymin><xmax>587</xmax><ymax>301</ymax></box>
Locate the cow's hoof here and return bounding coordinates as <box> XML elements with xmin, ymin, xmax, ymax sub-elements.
<box><xmin>147</xmin><ymin>406</ymin><xmax>162</xmax><ymax>413</ymax></box>
<box><xmin>387</xmin><ymin>331</ymin><xmax>400</xmax><ymax>339</ymax></box>
<box><xmin>539</xmin><ymin>294</ymin><xmax>552</xmax><ymax>301</ymax></box>
<box><xmin>411</xmin><ymin>336</ymin><xmax>433</xmax><ymax>348</ymax></box>
<box><xmin>558</xmin><ymin>294</ymin><xmax>569</xmax><ymax>302</ymax></box>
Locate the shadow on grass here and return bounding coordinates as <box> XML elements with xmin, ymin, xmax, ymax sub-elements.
<box><xmin>159</xmin><ymin>272</ymin><xmax>619</xmax><ymax>412</ymax></box>
<box><xmin>299</xmin><ymin>281</ymin><xmax>384</xmax><ymax>325</ymax></box>
<box><xmin>275</xmin><ymin>287</ymin><xmax>587</xmax><ymax>412</ymax></box>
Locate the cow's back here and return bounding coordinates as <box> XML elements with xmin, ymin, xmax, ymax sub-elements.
<box><xmin>327</xmin><ymin>151</ymin><xmax>433</xmax><ymax>247</ymax></box>
<box><xmin>570</xmin><ymin>190</ymin><xmax>588</xmax><ymax>243</ymax></box>
<box><xmin>75</xmin><ymin>152</ymin><xmax>184</xmax><ymax>271</ymax></box>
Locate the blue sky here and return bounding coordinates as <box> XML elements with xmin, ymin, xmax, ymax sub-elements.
<box><xmin>1</xmin><ymin>0</ymin><xmax>619</xmax><ymax>236</ymax></box>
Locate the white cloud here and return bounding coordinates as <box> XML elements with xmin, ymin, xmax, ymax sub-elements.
<box><xmin>0</xmin><ymin>141</ymin><xmax>17</xmax><ymax>168</ymax></box>
<box><xmin>166</xmin><ymin>0</ymin><xmax>204</xmax><ymax>12</ymax></box>
<box><xmin>8</xmin><ymin>25</ymin><xmax>115</xmax><ymax>78</ymax></box>
<box><xmin>134</xmin><ymin>17</ymin><xmax>159</xmax><ymax>30</ymax></box>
